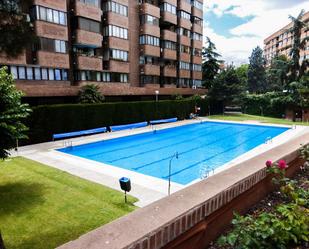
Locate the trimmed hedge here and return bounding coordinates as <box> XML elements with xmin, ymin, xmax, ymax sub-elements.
<box><xmin>25</xmin><ymin>99</ymin><xmax>213</xmax><ymax>144</ymax></box>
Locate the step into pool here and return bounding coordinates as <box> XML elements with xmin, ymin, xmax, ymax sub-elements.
<box><xmin>58</xmin><ymin>122</ymin><xmax>289</xmax><ymax>185</ymax></box>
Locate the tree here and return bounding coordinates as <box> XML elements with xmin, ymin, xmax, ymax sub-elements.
<box><xmin>266</xmin><ymin>55</ymin><xmax>290</xmax><ymax>91</ymax></box>
<box><xmin>235</xmin><ymin>64</ymin><xmax>249</xmax><ymax>89</ymax></box>
<box><xmin>202</xmin><ymin>37</ymin><xmax>223</xmax><ymax>89</ymax></box>
<box><xmin>248</xmin><ymin>46</ymin><xmax>267</xmax><ymax>93</ymax></box>
<box><xmin>0</xmin><ymin>66</ymin><xmax>31</xmax><ymax>159</ymax></box>
<box><xmin>78</xmin><ymin>84</ymin><xmax>105</xmax><ymax>104</ymax></box>
<box><xmin>208</xmin><ymin>66</ymin><xmax>246</xmax><ymax>109</ymax></box>
<box><xmin>0</xmin><ymin>0</ymin><xmax>37</xmax><ymax>57</ymax></box>
<box><xmin>288</xmin><ymin>9</ymin><xmax>309</xmax><ymax>82</ymax></box>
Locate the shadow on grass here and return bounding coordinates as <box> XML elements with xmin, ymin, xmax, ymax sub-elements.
<box><xmin>0</xmin><ymin>182</ymin><xmax>45</xmax><ymax>216</ymax></box>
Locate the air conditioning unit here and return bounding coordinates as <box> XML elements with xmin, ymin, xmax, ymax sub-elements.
<box><xmin>192</xmin><ymin>85</ymin><xmax>197</xmax><ymax>89</ymax></box>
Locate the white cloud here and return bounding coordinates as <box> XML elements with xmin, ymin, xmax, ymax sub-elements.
<box><xmin>203</xmin><ymin>0</ymin><xmax>309</xmax><ymax>65</ymax></box>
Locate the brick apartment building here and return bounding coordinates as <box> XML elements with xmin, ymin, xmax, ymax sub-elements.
<box><xmin>264</xmin><ymin>11</ymin><xmax>309</xmax><ymax>66</ymax></box>
<box><xmin>0</xmin><ymin>0</ymin><xmax>206</xmax><ymax>103</ymax></box>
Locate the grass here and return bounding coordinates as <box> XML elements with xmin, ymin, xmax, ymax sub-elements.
<box><xmin>0</xmin><ymin>157</ymin><xmax>137</xmax><ymax>249</ymax></box>
<box><xmin>208</xmin><ymin>114</ymin><xmax>309</xmax><ymax>126</ymax></box>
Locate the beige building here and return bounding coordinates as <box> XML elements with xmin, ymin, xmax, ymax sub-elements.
<box><xmin>0</xmin><ymin>0</ymin><xmax>205</xmax><ymax>103</ymax></box>
<box><xmin>264</xmin><ymin>11</ymin><xmax>309</xmax><ymax>66</ymax></box>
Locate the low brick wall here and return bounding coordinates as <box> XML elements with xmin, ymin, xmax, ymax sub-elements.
<box><xmin>58</xmin><ymin>132</ymin><xmax>309</xmax><ymax>249</ymax></box>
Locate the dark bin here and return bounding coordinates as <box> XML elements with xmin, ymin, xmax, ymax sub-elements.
<box><xmin>119</xmin><ymin>177</ymin><xmax>131</xmax><ymax>192</ymax></box>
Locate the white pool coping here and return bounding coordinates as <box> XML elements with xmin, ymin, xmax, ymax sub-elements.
<box><xmin>12</xmin><ymin>118</ymin><xmax>309</xmax><ymax>207</ymax></box>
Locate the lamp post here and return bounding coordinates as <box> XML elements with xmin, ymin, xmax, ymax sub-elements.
<box><xmin>168</xmin><ymin>151</ymin><xmax>179</xmax><ymax>195</ymax></box>
<box><xmin>155</xmin><ymin>90</ymin><xmax>159</xmax><ymax>102</ymax></box>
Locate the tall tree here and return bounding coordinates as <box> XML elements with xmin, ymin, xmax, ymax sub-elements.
<box><xmin>248</xmin><ymin>46</ymin><xmax>267</xmax><ymax>93</ymax></box>
<box><xmin>0</xmin><ymin>0</ymin><xmax>36</xmax><ymax>57</ymax></box>
<box><xmin>235</xmin><ymin>64</ymin><xmax>249</xmax><ymax>89</ymax></box>
<box><xmin>208</xmin><ymin>66</ymin><xmax>245</xmax><ymax>109</ymax></box>
<box><xmin>288</xmin><ymin>9</ymin><xmax>309</xmax><ymax>82</ymax></box>
<box><xmin>0</xmin><ymin>66</ymin><xmax>31</xmax><ymax>159</ymax></box>
<box><xmin>266</xmin><ymin>55</ymin><xmax>290</xmax><ymax>91</ymax></box>
<box><xmin>202</xmin><ymin>37</ymin><xmax>222</xmax><ymax>89</ymax></box>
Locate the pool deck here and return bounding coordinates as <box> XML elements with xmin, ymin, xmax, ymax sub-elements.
<box><xmin>12</xmin><ymin>118</ymin><xmax>309</xmax><ymax>207</ymax></box>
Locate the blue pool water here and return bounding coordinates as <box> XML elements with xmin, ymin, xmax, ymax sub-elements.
<box><xmin>58</xmin><ymin>122</ymin><xmax>289</xmax><ymax>185</ymax></box>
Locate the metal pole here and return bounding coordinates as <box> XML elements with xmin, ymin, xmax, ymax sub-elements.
<box><xmin>125</xmin><ymin>191</ymin><xmax>127</xmax><ymax>203</ymax></box>
<box><xmin>168</xmin><ymin>159</ymin><xmax>172</xmax><ymax>195</ymax></box>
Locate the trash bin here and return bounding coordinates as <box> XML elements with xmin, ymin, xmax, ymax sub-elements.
<box><xmin>119</xmin><ymin>177</ymin><xmax>131</xmax><ymax>192</ymax></box>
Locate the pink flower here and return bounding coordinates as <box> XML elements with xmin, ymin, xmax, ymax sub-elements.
<box><xmin>266</xmin><ymin>160</ymin><xmax>272</xmax><ymax>168</ymax></box>
<box><xmin>278</xmin><ymin>160</ymin><xmax>287</xmax><ymax>170</ymax></box>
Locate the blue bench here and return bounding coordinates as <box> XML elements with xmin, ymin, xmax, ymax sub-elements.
<box><xmin>53</xmin><ymin>127</ymin><xmax>107</xmax><ymax>140</ymax></box>
<box><xmin>110</xmin><ymin>121</ymin><xmax>148</xmax><ymax>132</ymax></box>
<box><xmin>149</xmin><ymin>118</ymin><xmax>178</xmax><ymax>125</ymax></box>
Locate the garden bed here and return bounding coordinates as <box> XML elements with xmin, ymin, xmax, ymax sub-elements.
<box><xmin>209</xmin><ymin>159</ymin><xmax>309</xmax><ymax>249</ymax></box>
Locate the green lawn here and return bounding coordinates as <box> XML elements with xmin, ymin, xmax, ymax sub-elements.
<box><xmin>0</xmin><ymin>157</ymin><xmax>137</xmax><ymax>249</ymax></box>
<box><xmin>208</xmin><ymin>114</ymin><xmax>309</xmax><ymax>126</ymax></box>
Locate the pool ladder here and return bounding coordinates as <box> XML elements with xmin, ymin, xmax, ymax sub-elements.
<box><xmin>200</xmin><ymin>165</ymin><xmax>215</xmax><ymax>179</ymax></box>
<box><xmin>265</xmin><ymin>137</ymin><xmax>273</xmax><ymax>144</ymax></box>
<box><xmin>63</xmin><ymin>140</ymin><xmax>73</xmax><ymax>149</ymax></box>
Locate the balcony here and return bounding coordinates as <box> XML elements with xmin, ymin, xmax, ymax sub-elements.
<box><xmin>140</xmin><ymin>64</ymin><xmax>160</xmax><ymax>76</ymax></box>
<box><xmin>140</xmin><ymin>24</ymin><xmax>160</xmax><ymax>37</ymax></box>
<box><xmin>104</xmin><ymin>12</ymin><xmax>128</xmax><ymax>28</ymax></box>
<box><xmin>179</xmin><ymin>35</ymin><xmax>191</xmax><ymax>46</ymax></box>
<box><xmin>161</xmin><ymin>30</ymin><xmax>177</xmax><ymax>42</ymax></box>
<box><xmin>75</xmin><ymin>1</ymin><xmax>102</xmax><ymax>22</ymax></box>
<box><xmin>192</xmin><ymin>7</ymin><xmax>203</xmax><ymax>18</ymax></box>
<box><xmin>36</xmin><ymin>51</ymin><xmax>69</xmax><ymax>68</ymax></box>
<box><xmin>179</xmin><ymin>69</ymin><xmax>190</xmax><ymax>78</ymax></box>
<box><xmin>0</xmin><ymin>52</ymin><xmax>26</xmax><ymax>65</ymax></box>
<box><xmin>163</xmin><ymin>66</ymin><xmax>176</xmax><ymax>77</ymax></box>
<box><xmin>192</xmin><ymin>23</ymin><xmax>202</xmax><ymax>34</ymax></box>
<box><xmin>76</xmin><ymin>55</ymin><xmax>103</xmax><ymax>71</ymax></box>
<box><xmin>180</xmin><ymin>53</ymin><xmax>191</xmax><ymax>62</ymax></box>
<box><xmin>35</xmin><ymin>21</ymin><xmax>68</xmax><ymax>41</ymax></box>
<box><xmin>161</xmin><ymin>12</ymin><xmax>177</xmax><ymax>25</ymax></box>
<box><xmin>178</xmin><ymin>1</ymin><xmax>191</xmax><ymax>13</ymax></box>
<box><xmin>34</xmin><ymin>0</ymin><xmax>66</xmax><ymax>11</ymax></box>
<box><xmin>192</xmin><ymin>55</ymin><xmax>202</xmax><ymax>64</ymax></box>
<box><xmin>178</xmin><ymin>18</ymin><xmax>192</xmax><ymax>30</ymax></box>
<box><xmin>140</xmin><ymin>3</ymin><xmax>160</xmax><ymax>18</ymax></box>
<box><xmin>192</xmin><ymin>39</ymin><xmax>202</xmax><ymax>49</ymax></box>
<box><xmin>192</xmin><ymin>71</ymin><xmax>202</xmax><ymax>80</ymax></box>
<box><xmin>105</xmin><ymin>60</ymin><xmax>129</xmax><ymax>73</ymax></box>
<box><xmin>103</xmin><ymin>37</ymin><xmax>129</xmax><ymax>51</ymax></box>
<box><xmin>140</xmin><ymin>45</ymin><xmax>160</xmax><ymax>57</ymax></box>
<box><xmin>162</xmin><ymin>49</ymin><xmax>177</xmax><ymax>60</ymax></box>
<box><xmin>75</xmin><ymin>29</ymin><xmax>102</xmax><ymax>48</ymax></box>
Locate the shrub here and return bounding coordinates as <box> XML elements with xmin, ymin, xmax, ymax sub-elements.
<box><xmin>25</xmin><ymin>99</ymin><xmax>213</xmax><ymax>144</ymax></box>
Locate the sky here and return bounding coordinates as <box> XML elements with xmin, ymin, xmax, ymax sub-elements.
<box><xmin>203</xmin><ymin>0</ymin><xmax>309</xmax><ymax>65</ymax></box>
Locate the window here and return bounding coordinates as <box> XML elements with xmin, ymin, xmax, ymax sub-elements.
<box><xmin>48</xmin><ymin>68</ymin><xmax>54</xmax><ymax>80</ymax></box>
<box><xmin>42</xmin><ymin>68</ymin><xmax>48</xmax><ymax>80</ymax></box>
<box><xmin>192</xmin><ymin>32</ymin><xmax>202</xmax><ymax>41</ymax></box>
<box><xmin>10</xmin><ymin>66</ymin><xmax>18</xmax><ymax>79</ymax></box>
<box><xmin>37</xmin><ymin>37</ymin><xmax>67</xmax><ymax>53</ymax></box>
<box><xmin>103</xmin><ymin>1</ymin><xmax>128</xmax><ymax>16</ymax></box>
<box><xmin>162</xmin><ymin>40</ymin><xmax>176</xmax><ymax>50</ymax></box>
<box><xmin>140</xmin><ymin>15</ymin><xmax>159</xmax><ymax>26</ymax></box>
<box><xmin>139</xmin><ymin>35</ymin><xmax>160</xmax><ymax>46</ymax></box>
<box><xmin>78</xmin><ymin>17</ymin><xmax>100</xmax><ymax>33</ymax></box>
<box><xmin>178</xmin><ymin>11</ymin><xmax>190</xmax><ymax>20</ymax></box>
<box><xmin>139</xmin><ymin>56</ymin><xmax>160</xmax><ymax>65</ymax></box>
<box><xmin>178</xmin><ymin>78</ymin><xmax>191</xmax><ymax>87</ymax></box>
<box><xmin>78</xmin><ymin>0</ymin><xmax>100</xmax><ymax>7</ymax></box>
<box><xmin>75</xmin><ymin>71</ymin><xmax>128</xmax><ymax>83</ymax></box>
<box><xmin>179</xmin><ymin>61</ymin><xmax>190</xmax><ymax>70</ymax></box>
<box><xmin>32</xmin><ymin>6</ymin><xmax>67</xmax><ymax>25</ymax></box>
<box><xmin>177</xmin><ymin>28</ymin><xmax>191</xmax><ymax>37</ymax></box>
<box><xmin>160</xmin><ymin>3</ymin><xmax>176</xmax><ymax>14</ymax></box>
<box><xmin>18</xmin><ymin>67</ymin><xmax>26</xmax><ymax>79</ymax></box>
<box><xmin>26</xmin><ymin>67</ymin><xmax>33</xmax><ymax>80</ymax></box>
<box><xmin>192</xmin><ymin>0</ymin><xmax>203</xmax><ymax>10</ymax></box>
<box><xmin>192</xmin><ymin>64</ymin><xmax>202</xmax><ymax>71</ymax></box>
<box><xmin>55</xmin><ymin>69</ymin><xmax>61</xmax><ymax>80</ymax></box>
<box><xmin>102</xmin><ymin>72</ymin><xmax>110</xmax><ymax>82</ymax></box>
<box><xmin>193</xmin><ymin>17</ymin><xmax>202</xmax><ymax>26</ymax></box>
<box><xmin>34</xmin><ymin>68</ymin><xmax>41</xmax><ymax>80</ymax></box>
<box><xmin>108</xmin><ymin>49</ymin><xmax>129</xmax><ymax>61</ymax></box>
<box><xmin>103</xmin><ymin>25</ymin><xmax>128</xmax><ymax>39</ymax></box>
<box><xmin>140</xmin><ymin>75</ymin><xmax>159</xmax><ymax>85</ymax></box>
<box><xmin>180</xmin><ymin>45</ymin><xmax>190</xmax><ymax>54</ymax></box>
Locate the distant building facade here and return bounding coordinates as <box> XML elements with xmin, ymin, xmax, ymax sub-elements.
<box><xmin>263</xmin><ymin>11</ymin><xmax>309</xmax><ymax>66</ymax></box>
<box><xmin>0</xmin><ymin>0</ymin><xmax>206</xmax><ymax>102</ymax></box>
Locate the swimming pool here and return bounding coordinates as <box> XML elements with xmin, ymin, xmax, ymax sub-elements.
<box><xmin>58</xmin><ymin>122</ymin><xmax>289</xmax><ymax>185</ymax></box>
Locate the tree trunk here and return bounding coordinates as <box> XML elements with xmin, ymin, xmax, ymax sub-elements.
<box><xmin>0</xmin><ymin>232</ymin><xmax>5</xmax><ymax>249</ymax></box>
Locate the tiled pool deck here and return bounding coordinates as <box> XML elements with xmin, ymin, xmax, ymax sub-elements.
<box><xmin>13</xmin><ymin>118</ymin><xmax>309</xmax><ymax>207</ymax></box>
